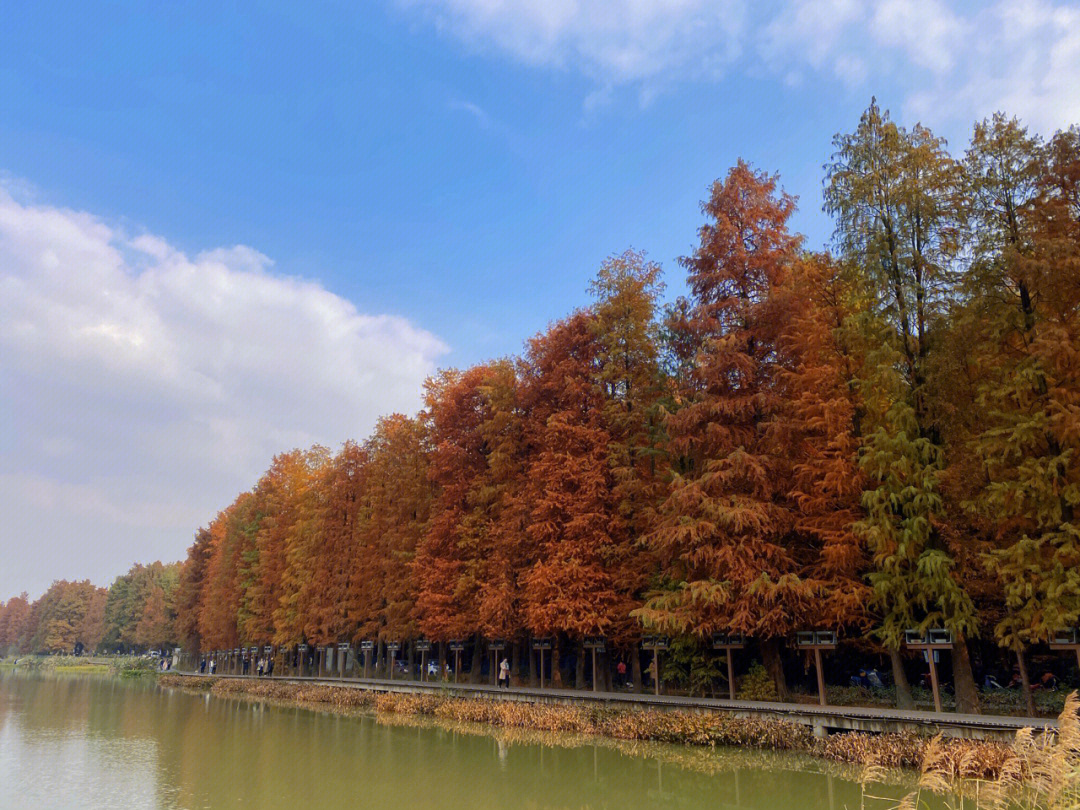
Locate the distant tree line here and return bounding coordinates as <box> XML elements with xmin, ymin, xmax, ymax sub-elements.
<box><xmin>0</xmin><ymin>562</ymin><xmax>180</xmax><ymax>656</ymax></box>
<box><xmin>3</xmin><ymin>106</ymin><xmax>1078</xmax><ymax>713</ymax></box>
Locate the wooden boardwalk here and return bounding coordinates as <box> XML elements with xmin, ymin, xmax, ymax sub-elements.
<box><xmin>170</xmin><ymin>671</ymin><xmax>1057</xmax><ymax>741</ymax></box>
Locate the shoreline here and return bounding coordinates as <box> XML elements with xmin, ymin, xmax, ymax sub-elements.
<box><xmin>156</xmin><ymin>674</ymin><xmax>1021</xmax><ymax>780</ymax></box>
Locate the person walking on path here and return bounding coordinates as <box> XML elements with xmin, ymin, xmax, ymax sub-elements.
<box><xmin>499</xmin><ymin>658</ymin><xmax>510</xmax><ymax>689</ymax></box>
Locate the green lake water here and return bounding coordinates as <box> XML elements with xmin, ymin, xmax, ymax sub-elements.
<box><xmin>0</xmin><ymin>671</ymin><xmax>920</xmax><ymax>810</ymax></box>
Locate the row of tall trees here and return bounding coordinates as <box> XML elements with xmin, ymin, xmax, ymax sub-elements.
<box><xmin>5</xmin><ymin>106</ymin><xmax>1077</xmax><ymax>711</ymax></box>
<box><xmin>0</xmin><ymin>562</ymin><xmax>181</xmax><ymax>655</ymax></box>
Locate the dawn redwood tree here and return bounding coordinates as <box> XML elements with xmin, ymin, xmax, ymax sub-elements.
<box><xmin>589</xmin><ymin>251</ymin><xmax>666</xmax><ymax>663</ymax></box>
<box><xmin>101</xmin><ymin>569</ymin><xmax>138</xmax><ymax>651</ymax></box>
<box><xmin>101</xmin><ymin>561</ymin><xmax>181</xmax><ymax>652</ymax></box>
<box><xmin>0</xmin><ymin>594</ymin><xmax>31</xmax><ymax>654</ymax></box>
<box><xmin>773</xmin><ymin>254</ymin><xmax>871</xmax><ymax>636</ymax></box>
<box><xmin>415</xmin><ymin>365</ymin><xmax>504</xmax><ymax>643</ymax></box>
<box><xmin>197</xmin><ymin>497</ymin><xmax>254</xmax><ymax>651</ymax></box>
<box><xmin>77</xmin><ymin>586</ymin><xmax>108</xmax><ymax>653</ymax></box>
<box><xmin>415</xmin><ymin>361</ymin><xmax>533</xmax><ymax>684</ymax></box>
<box><xmin>368</xmin><ymin>416</ymin><xmax>431</xmax><ymax>649</ymax></box>
<box><xmin>953</xmin><ymin>114</ymin><xmax>1049</xmax><ymax>711</ymax></box>
<box><xmin>302</xmin><ymin>441</ymin><xmax>367</xmax><ymax>647</ymax></box>
<box><xmin>25</xmin><ymin>580</ymin><xmax>102</xmax><ymax>653</ymax></box>
<box><xmin>258</xmin><ymin>446</ymin><xmax>329</xmax><ymax>644</ymax></box>
<box><xmin>135</xmin><ymin>584</ymin><xmax>173</xmax><ymax>649</ymax></box>
<box><xmin>826</xmin><ymin>102</ymin><xmax>981</xmax><ymax>712</ymax></box>
<box><xmin>241</xmin><ymin>453</ymin><xmax>291</xmax><ymax>644</ymax></box>
<box><xmin>342</xmin><ymin>443</ymin><xmax>390</xmax><ymax>650</ymax></box>
<box><xmin>640</xmin><ymin>162</ymin><xmax>817</xmax><ymax>699</ymax></box>
<box><xmin>966</xmin><ymin>123</ymin><xmax>1080</xmax><ymax>710</ymax></box>
<box><xmin>250</xmin><ymin>446</ymin><xmax>328</xmax><ymax>645</ymax></box>
<box><xmin>468</xmin><ymin>362</ymin><xmax>530</xmax><ymax>647</ymax></box>
<box><xmin>174</xmin><ymin>529</ymin><xmax>214</xmax><ymax>652</ymax></box>
<box><xmin>519</xmin><ymin>312</ymin><xmax>620</xmax><ymax>685</ymax></box>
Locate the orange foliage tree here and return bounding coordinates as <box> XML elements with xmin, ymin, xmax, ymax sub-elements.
<box><xmin>519</xmin><ymin>312</ymin><xmax>620</xmax><ymax>683</ymax></box>
<box><xmin>773</xmin><ymin>254</ymin><xmax>870</xmax><ymax>633</ymax></box>
<box><xmin>638</xmin><ymin>163</ymin><xmax>817</xmax><ymax>698</ymax></box>
<box><xmin>415</xmin><ymin>366</ymin><xmax>501</xmax><ymax>643</ymax></box>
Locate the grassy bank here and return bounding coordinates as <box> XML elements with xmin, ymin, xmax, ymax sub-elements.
<box><xmin>2</xmin><ymin>654</ymin><xmax>157</xmax><ymax>677</ymax></box>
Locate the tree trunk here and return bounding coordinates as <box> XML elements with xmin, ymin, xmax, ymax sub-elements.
<box><xmin>602</xmin><ymin>650</ymin><xmax>613</xmax><ymax>692</ymax></box>
<box><xmin>406</xmin><ymin>641</ymin><xmax>415</xmax><ymax>681</ymax></box>
<box><xmin>469</xmin><ymin>636</ymin><xmax>484</xmax><ymax>684</ymax></box>
<box><xmin>1016</xmin><ymin>648</ymin><xmax>1035</xmax><ymax>717</ymax></box>
<box><xmin>631</xmin><ymin>650</ymin><xmax>643</xmax><ymax>693</ymax></box>
<box><xmin>551</xmin><ymin>637</ymin><xmax>563</xmax><ymax>687</ymax></box>
<box><xmin>575</xmin><ymin>641</ymin><xmax>586</xmax><ymax>689</ymax></box>
<box><xmin>438</xmin><ymin>642</ymin><xmax>447</xmax><ymax>680</ymax></box>
<box><xmin>760</xmin><ymin>638</ymin><xmax>790</xmax><ymax>701</ymax></box>
<box><xmin>952</xmin><ymin>635</ymin><xmax>980</xmax><ymax>714</ymax></box>
<box><xmin>511</xmin><ymin>640</ymin><xmax>522</xmax><ymax>686</ymax></box>
<box><xmin>889</xmin><ymin>648</ymin><xmax>915</xmax><ymax>709</ymax></box>
<box><xmin>378</xmin><ymin>640</ymin><xmax>387</xmax><ymax>678</ymax></box>
<box><xmin>527</xmin><ymin>635</ymin><xmax>538</xmax><ymax>687</ymax></box>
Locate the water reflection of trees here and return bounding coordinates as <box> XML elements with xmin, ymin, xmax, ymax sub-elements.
<box><xmin>374</xmin><ymin>710</ymin><xmax>919</xmax><ymax>801</ymax></box>
<box><xmin>161</xmin><ymin>680</ymin><xmax>925</xmax><ymax>810</ymax></box>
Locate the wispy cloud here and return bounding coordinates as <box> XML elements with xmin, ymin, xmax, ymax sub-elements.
<box><xmin>399</xmin><ymin>0</ymin><xmax>1080</xmax><ymax>130</ymax></box>
<box><xmin>402</xmin><ymin>0</ymin><xmax>747</xmax><ymax>85</ymax></box>
<box><xmin>448</xmin><ymin>99</ymin><xmax>492</xmax><ymax>128</ymax></box>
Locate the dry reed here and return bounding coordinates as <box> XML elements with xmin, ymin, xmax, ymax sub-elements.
<box><xmin>892</xmin><ymin>691</ymin><xmax>1080</xmax><ymax>810</ymax></box>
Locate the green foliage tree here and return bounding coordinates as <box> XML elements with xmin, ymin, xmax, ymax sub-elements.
<box><xmin>826</xmin><ymin>101</ymin><xmax>980</xmax><ymax>711</ymax></box>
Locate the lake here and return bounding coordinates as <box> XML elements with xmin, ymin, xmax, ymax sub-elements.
<box><xmin>0</xmin><ymin>670</ymin><xmax>916</xmax><ymax>810</ymax></box>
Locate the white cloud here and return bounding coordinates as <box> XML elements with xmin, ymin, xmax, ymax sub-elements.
<box><xmin>0</xmin><ymin>184</ymin><xmax>448</xmax><ymax>598</ymax></box>
<box><xmin>902</xmin><ymin>0</ymin><xmax>1080</xmax><ymax>131</ymax></box>
<box><xmin>398</xmin><ymin>0</ymin><xmax>1080</xmax><ymax>130</ymax></box>
<box><xmin>869</xmin><ymin>0</ymin><xmax>965</xmax><ymax>73</ymax></box>
<box><xmin>760</xmin><ymin>0</ymin><xmax>864</xmax><ymax>77</ymax></box>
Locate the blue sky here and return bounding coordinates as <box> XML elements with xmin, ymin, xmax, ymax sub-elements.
<box><xmin>3</xmin><ymin>3</ymin><xmax>839</xmax><ymax>364</ymax></box>
<box><xmin>2</xmin><ymin>1</ymin><xmax>1078</xmax><ymax>598</ymax></box>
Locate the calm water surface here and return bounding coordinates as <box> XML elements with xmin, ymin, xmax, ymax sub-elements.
<box><xmin>0</xmin><ymin>671</ymin><xmax>916</xmax><ymax>810</ymax></box>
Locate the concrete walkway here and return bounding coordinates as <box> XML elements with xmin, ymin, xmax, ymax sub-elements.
<box><xmin>170</xmin><ymin>671</ymin><xmax>1058</xmax><ymax>741</ymax></box>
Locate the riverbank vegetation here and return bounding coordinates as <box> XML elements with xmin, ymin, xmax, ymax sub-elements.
<box><xmin>895</xmin><ymin>692</ymin><xmax>1080</xmax><ymax>810</ymax></box>
<box><xmin>6</xmin><ymin>105</ymin><xmax>1080</xmax><ymax>713</ymax></box>
<box><xmin>2</xmin><ymin>654</ymin><xmax>159</xmax><ymax>676</ymax></box>
<box><xmin>158</xmin><ymin>674</ymin><xmax>1080</xmax><ymax>806</ymax></box>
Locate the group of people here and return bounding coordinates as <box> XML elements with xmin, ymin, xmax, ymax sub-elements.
<box><xmin>241</xmin><ymin>655</ymin><xmax>275</xmax><ymax>676</ymax></box>
<box><xmin>196</xmin><ymin>654</ymin><xmax>275</xmax><ymax>675</ymax></box>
